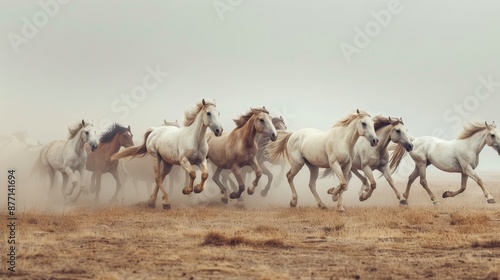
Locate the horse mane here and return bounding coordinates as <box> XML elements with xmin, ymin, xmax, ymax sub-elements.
<box><xmin>333</xmin><ymin>110</ymin><xmax>370</xmax><ymax>128</ymax></box>
<box><xmin>67</xmin><ymin>121</ymin><xmax>85</xmax><ymax>140</ymax></box>
<box><xmin>184</xmin><ymin>100</ymin><xmax>216</xmax><ymax>127</ymax></box>
<box><xmin>100</xmin><ymin>123</ymin><xmax>129</xmax><ymax>143</ymax></box>
<box><xmin>234</xmin><ymin>107</ymin><xmax>270</xmax><ymax>128</ymax></box>
<box><xmin>457</xmin><ymin>122</ymin><xmax>489</xmax><ymax>140</ymax></box>
<box><xmin>373</xmin><ymin>115</ymin><xmax>403</xmax><ymax>131</ymax></box>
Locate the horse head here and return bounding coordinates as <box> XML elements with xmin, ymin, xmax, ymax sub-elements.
<box><xmin>201</xmin><ymin>98</ymin><xmax>223</xmax><ymax>136</ymax></box>
<box><xmin>253</xmin><ymin>107</ymin><xmax>277</xmax><ymax>141</ymax></box>
<box><xmin>389</xmin><ymin>117</ymin><xmax>413</xmax><ymax>152</ymax></box>
<box><xmin>120</xmin><ymin>125</ymin><xmax>134</xmax><ymax>148</ymax></box>
<box><xmin>356</xmin><ymin>109</ymin><xmax>379</xmax><ymax>147</ymax></box>
<box><xmin>81</xmin><ymin>120</ymin><xmax>98</xmax><ymax>151</ymax></box>
<box><xmin>272</xmin><ymin>116</ymin><xmax>287</xmax><ymax>130</ymax></box>
<box><xmin>485</xmin><ymin>121</ymin><xmax>500</xmax><ymax>155</ymax></box>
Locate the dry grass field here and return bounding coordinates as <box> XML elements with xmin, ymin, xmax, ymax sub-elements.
<box><xmin>2</xmin><ymin>170</ymin><xmax>500</xmax><ymax>279</ymax></box>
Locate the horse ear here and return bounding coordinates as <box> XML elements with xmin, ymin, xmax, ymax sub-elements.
<box><xmin>263</xmin><ymin>106</ymin><xmax>266</xmax><ymax>110</ymax></box>
<box><xmin>202</xmin><ymin>99</ymin><xmax>206</xmax><ymax>106</ymax></box>
<box><xmin>164</xmin><ymin>119</ymin><xmax>167</xmax><ymax>125</ymax></box>
<box><xmin>128</xmin><ymin>125</ymin><xmax>131</xmax><ymax>130</ymax></box>
<box><xmin>82</xmin><ymin>119</ymin><xmax>85</xmax><ymax>126</ymax></box>
<box><xmin>356</xmin><ymin>109</ymin><xmax>360</xmax><ymax>114</ymax></box>
<box><xmin>388</xmin><ymin>116</ymin><xmax>393</xmax><ymax>123</ymax></box>
<box><xmin>280</xmin><ymin>116</ymin><xmax>283</xmax><ymax>120</ymax></box>
<box><xmin>492</xmin><ymin>121</ymin><xmax>497</xmax><ymax>128</ymax></box>
<box><xmin>212</xmin><ymin>99</ymin><xmax>216</xmax><ymax>105</ymax></box>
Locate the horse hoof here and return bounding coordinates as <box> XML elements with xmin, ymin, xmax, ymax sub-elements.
<box><xmin>163</xmin><ymin>204</ymin><xmax>171</xmax><ymax>210</ymax></box>
<box><xmin>147</xmin><ymin>200</ymin><xmax>156</xmax><ymax>208</ymax></box>
<box><xmin>289</xmin><ymin>200</ymin><xmax>297</xmax><ymax>208</ymax></box>
<box><xmin>399</xmin><ymin>199</ymin><xmax>408</xmax><ymax>206</ymax></box>
<box><xmin>229</xmin><ymin>192</ymin><xmax>241</xmax><ymax>199</ymax></box>
<box><xmin>487</xmin><ymin>198</ymin><xmax>496</xmax><ymax>204</ymax></box>
<box><xmin>442</xmin><ymin>191</ymin><xmax>451</xmax><ymax>198</ymax></box>
<box><xmin>337</xmin><ymin>206</ymin><xmax>346</xmax><ymax>212</ymax></box>
<box><xmin>331</xmin><ymin>195</ymin><xmax>338</xmax><ymax>202</ymax></box>
<box><xmin>194</xmin><ymin>186</ymin><xmax>203</xmax><ymax>194</ymax></box>
<box><xmin>359</xmin><ymin>195</ymin><xmax>368</xmax><ymax>202</ymax></box>
<box><xmin>327</xmin><ymin>188</ymin><xmax>335</xmax><ymax>195</ymax></box>
<box><xmin>221</xmin><ymin>197</ymin><xmax>228</xmax><ymax>204</ymax></box>
<box><xmin>247</xmin><ymin>188</ymin><xmax>255</xmax><ymax>195</ymax></box>
<box><xmin>318</xmin><ymin>203</ymin><xmax>327</xmax><ymax>210</ymax></box>
<box><xmin>182</xmin><ymin>188</ymin><xmax>192</xmax><ymax>195</ymax></box>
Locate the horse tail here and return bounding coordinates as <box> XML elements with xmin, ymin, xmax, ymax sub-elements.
<box><xmin>389</xmin><ymin>143</ymin><xmax>408</xmax><ymax>173</ymax></box>
<box><xmin>266</xmin><ymin>130</ymin><xmax>293</xmax><ymax>164</ymax></box>
<box><xmin>111</xmin><ymin>129</ymin><xmax>153</xmax><ymax>161</ymax></box>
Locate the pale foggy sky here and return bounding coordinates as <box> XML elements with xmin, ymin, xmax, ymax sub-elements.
<box><xmin>1</xmin><ymin>1</ymin><xmax>500</xmax><ymax>167</ymax></box>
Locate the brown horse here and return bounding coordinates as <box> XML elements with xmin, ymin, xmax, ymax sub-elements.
<box><xmin>85</xmin><ymin>123</ymin><xmax>134</xmax><ymax>203</ymax></box>
<box><xmin>206</xmin><ymin>107</ymin><xmax>277</xmax><ymax>203</ymax></box>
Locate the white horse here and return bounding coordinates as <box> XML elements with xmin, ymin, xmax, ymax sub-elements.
<box><xmin>323</xmin><ymin>116</ymin><xmax>413</xmax><ymax>204</ymax></box>
<box><xmin>112</xmin><ymin>99</ymin><xmax>223</xmax><ymax>210</ymax></box>
<box><xmin>35</xmin><ymin>120</ymin><xmax>98</xmax><ymax>201</ymax></box>
<box><xmin>389</xmin><ymin>121</ymin><xmax>500</xmax><ymax>204</ymax></box>
<box><xmin>267</xmin><ymin>110</ymin><xmax>379</xmax><ymax>211</ymax></box>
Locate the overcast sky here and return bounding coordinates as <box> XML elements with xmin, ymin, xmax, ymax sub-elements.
<box><xmin>1</xmin><ymin>1</ymin><xmax>500</xmax><ymax>168</ymax></box>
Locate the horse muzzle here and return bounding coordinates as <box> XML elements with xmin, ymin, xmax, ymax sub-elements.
<box><xmin>90</xmin><ymin>143</ymin><xmax>98</xmax><ymax>152</ymax></box>
<box><xmin>371</xmin><ymin>138</ymin><xmax>379</xmax><ymax>147</ymax></box>
<box><xmin>405</xmin><ymin>143</ymin><xmax>414</xmax><ymax>152</ymax></box>
<box><xmin>213</xmin><ymin>127</ymin><xmax>223</xmax><ymax>137</ymax></box>
<box><xmin>270</xmin><ymin>133</ymin><xmax>277</xmax><ymax>142</ymax></box>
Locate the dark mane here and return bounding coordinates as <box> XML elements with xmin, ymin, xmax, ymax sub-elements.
<box><xmin>99</xmin><ymin>123</ymin><xmax>129</xmax><ymax>143</ymax></box>
<box><xmin>373</xmin><ymin>116</ymin><xmax>403</xmax><ymax>131</ymax></box>
<box><xmin>233</xmin><ymin>107</ymin><xmax>269</xmax><ymax>128</ymax></box>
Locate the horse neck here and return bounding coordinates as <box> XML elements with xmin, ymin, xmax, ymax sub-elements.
<box><xmin>375</xmin><ymin>125</ymin><xmax>392</xmax><ymax>154</ymax></box>
<box><xmin>102</xmin><ymin>134</ymin><xmax>124</xmax><ymax>158</ymax></box>
<box><xmin>462</xmin><ymin>129</ymin><xmax>488</xmax><ymax>154</ymax></box>
<box><xmin>236</xmin><ymin>116</ymin><xmax>258</xmax><ymax>148</ymax></box>
<box><xmin>183</xmin><ymin>110</ymin><xmax>208</xmax><ymax>144</ymax></box>
<box><xmin>66</xmin><ymin>130</ymin><xmax>85</xmax><ymax>154</ymax></box>
<box><xmin>334</xmin><ymin>120</ymin><xmax>361</xmax><ymax>152</ymax></box>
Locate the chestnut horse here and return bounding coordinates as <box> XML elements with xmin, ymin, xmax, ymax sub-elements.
<box><xmin>84</xmin><ymin>123</ymin><xmax>134</xmax><ymax>203</ymax></box>
<box><xmin>206</xmin><ymin>107</ymin><xmax>277</xmax><ymax>203</ymax></box>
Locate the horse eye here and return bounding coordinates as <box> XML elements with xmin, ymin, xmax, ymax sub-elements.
<box><xmin>396</xmin><ymin>129</ymin><xmax>401</xmax><ymax>133</ymax></box>
<box><xmin>361</xmin><ymin>122</ymin><xmax>366</xmax><ymax>127</ymax></box>
<box><xmin>85</xmin><ymin>131</ymin><xmax>89</xmax><ymax>135</ymax></box>
<box><xmin>260</xmin><ymin>119</ymin><xmax>265</xmax><ymax>123</ymax></box>
<box><xmin>207</xmin><ymin>112</ymin><xmax>211</xmax><ymax>116</ymax></box>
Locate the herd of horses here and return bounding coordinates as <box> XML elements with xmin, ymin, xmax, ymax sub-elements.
<box><xmin>32</xmin><ymin>99</ymin><xmax>500</xmax><ymax>211</ymax></box>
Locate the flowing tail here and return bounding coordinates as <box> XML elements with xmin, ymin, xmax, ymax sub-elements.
<box><xmin>266</xmin><ymin>130</ymin><xmax>293</xmax><ymax>164</ymax></box>
<box><xmin>111</xmin><ymin>129</ymin><xmax>153</xmax><ymax>161</ymax></box>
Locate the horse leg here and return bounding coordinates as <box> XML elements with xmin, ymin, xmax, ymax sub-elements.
<box><xmin>61</xmin><ymin>173</ymin><xmax>69</xmax><ymax>199</ymax></box>
<box><xmin>71</xmin><ymin>168</ymin><xmax>88</xmax><ymax>203</ymax></box>
<box><xmin>260</xmin><ymin>163</ymin><xmax>273</xmax><ymax>197</ymax></box>
<box><xmin>92</xmin><ymin>171</ymin><xmax>102</xmax><ymax>204</ymax></box>
<box><xmin>286</xmin><ymin>161</ymin><xmax>305</xmax><ymax>208</ymax></box>
<box><xmin>157</xmin><ymin>161</ymin><xmax>173</xmax><ymax>210</ymax></box>
<box><xmin>415</xmin><ymin>163</ymin><xmax>438</xmax><ymax>205</ymax></box>
<box><xmin>194</xmin><ymin>158</ymin><xmax>209</xmax><ymax>194</ymax></box>
<box><xmin>403</xmin><ymin>166</ymin><xmax>420</xmax><ymax>202</ymax></box>
<box><xmin>109</xmin><ymin>169</ymin><xmax>122</xmax><ymax>203</ymax></box>
<box><xmin>380</xmin><ymin>167</ymin><xmax>407</xmax><ymax>205</ymax></box>
<box><xmin>327</xmin><ymin>161</ymin><xmax>350</xmax><ymax>212</ymax></box>
<box><xmin>305</xmin><ymin>162</ymin><xmax>326</xmax><ymax>209</ymax></box>
<box><xmin>446</xmin><ymin>165</ymin><xmax>495</xmax><ymax>203</ymax></box>
<box><xmin>359</xmin><ymin>166</ymin><xmax>377</xmax><ymax>201</ymax></box>
<box><xmin>180</xmin><ymin>157</ymin><xmax>196</xmax><ymax>195</ymax></box>
<box><xmin>64</xmin><ymin>167</ymin><xmax>79</xmax><ymax>198</ymax></box>
<box><xmin>147</xmin><ymin>155</ymin><xmax>162</xmax><ymax>208</ymax></box>
<box><xmin>247</xmin><ymin>157</ymin><xmax>263</xmax><ymax>195</ymax></box>
<box><xmin>212</xmin><ymin>167</ymin><xmax>228</xmax><ymax>204</ymax></box>
<box><xmin>230</xmin><ymin>165</ymin><xmax>246</xmax><ymax>199</ymax></box>
<box><xmin>89</xmin><ymin>172</ymin><xmax>97</xmax><ymax>193</ymax></box>
<box><xmin>443</xmin><ymin>173</ymin><xmax>468</xmax><ymax>199</ymax></box>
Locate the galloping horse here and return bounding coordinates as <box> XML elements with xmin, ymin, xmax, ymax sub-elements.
<box><xmin>36</xmin><ymin>120</ymin><xmax>98</xmax><ymax>201</ymax></box>
<box><xmin>84</xmin><ymin>123</ymin><xmax>134</xmax><ymax>203</ymax></box>
<box><xmin>389</xmin><ymin>121</ymin><xmax>500</xmax><ymax>204</ymax></box>
<box><xmin>206</xmin><ymin>107</ymin><xmax>277</xmax><ymax>203</ymax></box>
<box><xmin>112</xmin><ymin>99</ymin><xmax>223</xmax><ymax>209</ymax></box>
<box><xmin>267</xmin><ymin>110</ymin><xmax>379</xmax><ymax>211</ymax></box>
<box><xmin>323</xmin><ymin>116</ymin><xmax>413</xmax><ymax>204</ymax></box>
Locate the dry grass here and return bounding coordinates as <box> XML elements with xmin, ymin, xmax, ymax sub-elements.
<box><xmin>3</xmin><ymin>202</ymin><xmax>500</xmax><ymax>279</ymax></box>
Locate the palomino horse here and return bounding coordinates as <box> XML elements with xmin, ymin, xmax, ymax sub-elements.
<box><xmin>112</xmin><ymin>99</ymin><xmax>223</xmax><ymax>209</ymax></box>
<box><xmin>267</xmin><ymin>110</ymin><xmax>379</xmax><ymax>211</ymax></box>
<box><xmin>220</xmin><ymin>116</ymin><xmax>287</xmax><ymax>198</ymax></box>
<box><xmin>84</xmin><ymin>123</ymin><xmax>134</xmax><ymax>203</ymax></box>
<box><xmin>323</xmin><ymin>116</ymin><xmax>413</xmax><ymax>204</ymax></box>
<box><xmin>389</xmin><ymin>121</ymin><xmax>500</xmax><ymax>204</ymax></box>
<box><xmin>36</xmin><ymin>120</ymin><xmax>98</xmax><ymax>201</ymax></box>
<box><xmin>207</xmin><ymin>107</ymin><xmax>277</xmax><ymax>203</ymax></box>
